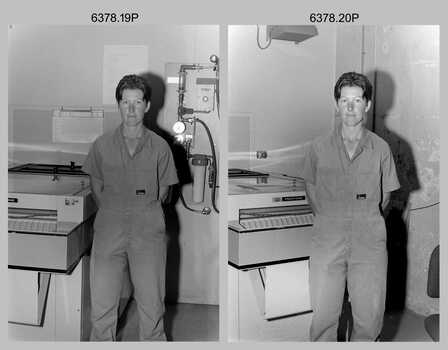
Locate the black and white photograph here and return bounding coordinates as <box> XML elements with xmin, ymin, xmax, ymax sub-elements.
<box><xmin>4</xmin><ymin>1</ymin><xmax>445</xmax><ymax>347</ymax></box>
<box><xmin>227</xmin><ymin>25</ymin><xmax>439</xmax><ymax>342</ymax></box>
<box><xmin>7</xmin><ymin>24</ymin><xmax>220</xmax><ymax>341</ymax></box>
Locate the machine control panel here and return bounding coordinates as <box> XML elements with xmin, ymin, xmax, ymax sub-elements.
<box><xmin>239</xmin><ymin>213</ymin><xmax>314</xmax><ymax>231</ymax></box>
<box><xmin>8</xmin><ymin>219</ymin><xmax>58</xmax><ymax>234</ymax></box>
<box><xmin>237</xmin><ymin>204</ymin><xmax>314</xmax><ymax>231</ymax></box>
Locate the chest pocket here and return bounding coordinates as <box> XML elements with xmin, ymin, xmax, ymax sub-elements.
<box><xmin>316</xmin><ymin>166</ymin><xmax>351</xmax><ymax>201</ymax></box>
<box><xmin>102</xmin><ymin>158</ymin><xmax>124</xmax><ymax>194</ymax></box>
<box><xmin>356</xmin><ymin>158</ymin><xmax>381</xmax><ymax>202</ymax></box>
<box><xmin>133</xmin><ymin>155</ymin><xmax>159</xmax><ymax>201</ymax></box>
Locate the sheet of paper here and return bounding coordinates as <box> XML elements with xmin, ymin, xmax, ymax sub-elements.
<box><xmin>102</xmin><ymin>45</ymin><xmax>149</xmax><ymax>105</ymax></box>
<box><xmin>9</xmin><ymin>269</ymin><xmax>39</xmax><ymax>324</ymax></box>
<box><xmin>264</xmin><ymin>260</ymin><xmax>311</xmax><ymax>319</ymax></box>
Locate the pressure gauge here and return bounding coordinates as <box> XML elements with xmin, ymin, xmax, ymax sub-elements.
<box><xmin>173</xmin><ymin>121</ymin><xmax>186</xmax><ymax>134</ymax></box>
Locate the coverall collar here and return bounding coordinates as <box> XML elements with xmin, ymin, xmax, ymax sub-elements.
<box><xmin>115</xmin><ymin>123</ymin><xmax>153</xmax><ymax>159</ymax></box>
<box><xmin>334</xmin><ymin>123</ymin><xmax>373</xmax><ymax>162</ymax></box>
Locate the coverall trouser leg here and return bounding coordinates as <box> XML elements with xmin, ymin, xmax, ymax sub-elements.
<box><xmin>89</xmin><ymin>250</ymin><xmax>128</xmax><ymax>341</ymax></box>
<box><xmin>348</xmin><ymin>220</ymin><xmax>387</xmax><ymax>341</ymax></box>
<box><xmin>89</xmin><ymin>208</ymin><xmax>129</xmax><ymax>341</ymax></box>
<box><xmin>309</xmin><ymin>216</ymin><xmax>387</xmax><ymax>342</ymax></box>
<box><xmin>128</xmin><ymin>234</ymin><xmax>167</xmax><ymax>341</ymax></box>
<box><xmin>309</xmin><ymin>225</ymin><xmax>347</xmax><ymax>341</ymax></box>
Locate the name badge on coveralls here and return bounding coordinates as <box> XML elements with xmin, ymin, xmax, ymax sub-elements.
<box><xmin>356</xmin><ymin>193</ymin><xmax>367</xmax><ymax>200</ymax></box>
<box><xmin>136</xmin><ymin>189</ymin><xmax>146</xmax><ymax>196</ymax></box>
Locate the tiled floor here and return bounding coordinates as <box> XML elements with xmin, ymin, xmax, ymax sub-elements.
<box><xmin>117</xmin><ymin>301</ymin><xmax>219</xmax><ymax>341</ymax></box>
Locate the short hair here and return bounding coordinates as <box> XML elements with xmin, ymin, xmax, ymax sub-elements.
<box><xmin>115</xmin><ymin>74</ymin><xmax>152</xmax><ymax>103</ymax></box>
<box><xmin>334</xmin><ymin>72</ymin><xmax>373</xmax><ymax>102</ymax></box>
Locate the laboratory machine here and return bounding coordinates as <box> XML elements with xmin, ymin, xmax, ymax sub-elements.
<box><xmin>8</xmin><ymin>163</ymin><xmax>96</xmax><ymax>341</ymax></box>
<box><xmin>228</xmin><ymin>169</ymin><xmax>314</xmax><ymax>341</ymax></box>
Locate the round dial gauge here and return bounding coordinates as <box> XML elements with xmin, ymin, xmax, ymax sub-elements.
<box><xmin>172</xmin><ymin>121</ymin><xmax>186</xmax><ymax>134</ymax></box>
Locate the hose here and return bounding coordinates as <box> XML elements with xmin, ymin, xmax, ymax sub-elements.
<box><xmin>195</xmin><ymin>118</ymin><xmax>219</xmax><ymax>213</ymax></box>
<box><xmin>179</xmin><ymin>190</ymin><xmax>211</xmax><ymax>215</ymax></box>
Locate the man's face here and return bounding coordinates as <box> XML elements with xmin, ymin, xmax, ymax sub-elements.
<box><xmin>118</xmin><ymin>89</ymin><xmax>150</xmax><ymax>127</ymax></box>
<box><xmin>336</xmin><ymin>86</ymin><xmax>371</xmax><ymax>128</ymax></box>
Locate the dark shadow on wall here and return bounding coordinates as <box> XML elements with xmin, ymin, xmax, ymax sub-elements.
<box><xmin>370</xmin><ymin>69</ymin><xmax>421</xmax><ymax>340</ymax></box>
<box><xmin>139</xmin><ymin>72</ymin><xmax>193</xmax><ymax>341</ymax></box>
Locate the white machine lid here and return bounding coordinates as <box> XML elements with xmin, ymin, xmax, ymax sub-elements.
<box><xmin>229</xmin><ymin>171</ymin><xmax>305</xmax><ymax>195</ymax></box>
<box><xmin>8</xmin><ymin>173</ymin><xmax>89</xmax><ymax>195</ymax></box>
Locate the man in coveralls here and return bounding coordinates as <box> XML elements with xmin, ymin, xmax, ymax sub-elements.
<box><xmin>83</xmin><ymin>74</ymin><xmax>178</xmax><ymax>341</ymax></box>
<box><xmin>301</xmin><ymin>72</ymin><xmax>400</xmax><ymax>341</ymax></box>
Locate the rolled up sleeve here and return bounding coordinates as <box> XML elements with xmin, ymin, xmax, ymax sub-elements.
<box><xmin>158</xmin><ymin>142</ymin><xmax>179</xmax><ymax>187</ymax></box>
<box><xmin>381</xmin><ymin>146</ymin><xmax>400</xmax><ymax>193</ymax></box>
<box><xmin>82</xmin><ymin>140</ymin><xmax>103</xmax><ymax>181</ymax></box>
<box><xmin>301</xmin><ymin>142</ymin><xmax>317</xmax><ymax>185</ymax></box>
